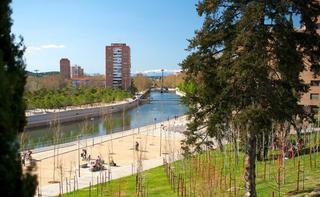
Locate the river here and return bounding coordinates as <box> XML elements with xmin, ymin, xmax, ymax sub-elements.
<box><xmin>20</xmin><ymin>91</ymin><xmax>188</xmax><ymax>149</ymax></box>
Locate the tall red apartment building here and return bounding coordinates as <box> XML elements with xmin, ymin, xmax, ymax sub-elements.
<box><xmin>105</xmin><ymin>43</ymin><xmax>131</xmax><ymax>90</ymax></box>
<box><xmin>60</xmin><ymin>58</ymin><xmax>71</xmax><ymax>80</ymax></box>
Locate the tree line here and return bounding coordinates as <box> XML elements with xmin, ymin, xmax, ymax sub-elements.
<box><xmin>25</xmin><ymin>87</ymin><xmax>132</xmax><ymax>110</ymax></box>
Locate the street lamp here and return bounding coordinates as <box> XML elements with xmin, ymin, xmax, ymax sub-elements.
<box><xmin>160</xmin><ymin>124</ymin><xmax>167</xmax><ymax>156</ymax></box>
<box><xmin>153</xmin><ymin>117</ymin><xmax>157</xmax><ymax>136</ymax></box>
<box><xmin>78</xmin><ymin>135</ymin><xmax>81</xmax><ymax>177</ymax></box>
<box><xmin>150</xmin><ymin>117</ymin><xmax>157</xmax><ymax>146</ymax></box>
<box><xmin>161</xmin><ymin>69</ymin><xmax>164</xmax><ymax>93</ymax></box>
<box><xmin>34</xmin><ymin>69</ymin><xmax>39</xmax><ymax>90</ymax></box>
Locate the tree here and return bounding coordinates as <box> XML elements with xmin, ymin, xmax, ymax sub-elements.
<box><xmin>154</xmin><ymin>73</ymin><xmax>186</xmax><ymax>88</ymax></box>
<box><xmin>25</xmin><ymin>75</ymin><xmax>62</xmax><ymax>92</ymax></box>
<box><xmin>0</xmin><ymin>0</ymin><xmax>37</xmax><ymax>196</ymax></box>
<box><xmin>181</xmin><ymin>1</ymin><xmax>319</xmax><ymax>196</ymax></box>
<box><xmin>129</xmin><ymin>78</ymin><xmax>138</xmax><ymax>94</ymax></box>
<box><xmin>133</xmin><ymin>74</ymin><xmax>153</xmax><ymax>92</ymax></box>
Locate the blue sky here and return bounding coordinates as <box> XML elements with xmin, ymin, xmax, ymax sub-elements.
<box><xmin>11</xmin><ymin>0</ymin><xmax>203</xmax><ymax>74</ymax></box>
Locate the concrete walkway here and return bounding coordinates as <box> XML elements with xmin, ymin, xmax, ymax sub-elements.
<box><xmin>33</xmin><ymin>116</ymin><xmax>188</xmax><ymax>197</ymax></box>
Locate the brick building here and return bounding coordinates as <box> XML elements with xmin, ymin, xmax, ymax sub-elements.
<box><xmin>60</xmin><ymin>58</ymin><xmax>71</xmax><ymax>80</ymax></box>
<box><xmin>299</xmin><ymin>16</ymin><xmax>320</xmax><ymax>107</ymax></box>
<box><xmin>71</xmin><ymin>65</ymin><xmax>84</xmax><ymax>78</ymax></box>
<box><xmin>105</xmin><ymin>43</ymin><xmax>131</xmax><ymax>90</ymax></box>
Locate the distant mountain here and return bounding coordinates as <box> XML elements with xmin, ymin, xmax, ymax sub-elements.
<box><xmin>27</xmin><ymin>71</ymin><xmax>60</xmax><ymax>77</ymax></box>
<box><xmin>134</xmin><ymin>69</ymin><xmax>181</xmax><ymax>78</ymax></box>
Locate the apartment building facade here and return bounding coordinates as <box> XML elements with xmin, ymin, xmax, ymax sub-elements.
<box><xmin>105</xmin><ymin>43</ymin><xmax>131</xmax><ymax>90</ymax></box>
<box><xmin>71</xmin><ymin>65</ymin><xmax>84</xmax><ymax>78</ymax></box>
<box><xmin>60</xmin><ymin>58</ymin><xmax>71</xmax><ymax>80</ymax></box>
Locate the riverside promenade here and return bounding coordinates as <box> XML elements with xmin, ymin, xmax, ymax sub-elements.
<box><xmin>31</xmin><ymin>115</ymin><xmax>188</xmax><ymax>196</ymax></box>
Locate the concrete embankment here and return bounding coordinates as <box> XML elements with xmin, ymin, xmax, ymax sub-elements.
<box><xmin>26</xmin><ymin>90</ymin><xmax>150</xmax><ymax>129</ymax></box>
<box><xmin>175</xmin><ymin>89</ymin><xmax>186</xmax><ymax>97</ymax></box>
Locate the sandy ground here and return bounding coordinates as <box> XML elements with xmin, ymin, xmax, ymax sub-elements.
<box><xmin>24</xmin><ymin>117</ymin><xmax>187</xmax><ymax>191</ymax></box>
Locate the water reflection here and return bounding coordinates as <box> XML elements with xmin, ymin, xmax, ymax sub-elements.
<box><xmin>20</xmin><ymin>91</ymin><xmax>188</xmax><ymax>149</ymax></box>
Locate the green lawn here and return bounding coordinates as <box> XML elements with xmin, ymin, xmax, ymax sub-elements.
<box><xmin>63</xmin><ymin>166</ymin><xmax>176</xmax><ymax>197</ymax></box>
<box><xmin>63</xmin><ymin>148</ymin><xmax>320</xmax><ymax>197</ymax></box>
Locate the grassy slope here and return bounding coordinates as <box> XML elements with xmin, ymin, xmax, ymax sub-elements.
<box><xmin>63</xmin><ymin>150</ymin><xmax>320</xmax><ymax>197</ymax></box>
<box><xmin>63</xmin><ymin>166</ymin><xmax>176</xmax><ymax>197</ymax></box>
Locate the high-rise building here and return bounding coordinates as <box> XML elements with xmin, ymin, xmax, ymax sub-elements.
<box><xmin>60</xmin><ymin>58</ymin><xmax>71</xmax><ymax>79</ymax></box>
<box><xmin>105</xmin><ymin>43</ymin><xmax>131</xmax><ymax>90</ymax></box>
<box><xmin>71</xmin><ymin>65</ymin><xmax>84</xmax><ymax>78</ymax></box>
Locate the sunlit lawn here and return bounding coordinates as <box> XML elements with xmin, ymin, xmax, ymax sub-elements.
<box><xmin>63</xmin><ymin>148</ymin><xmax>320</xmax><ymax>197</ymax></box>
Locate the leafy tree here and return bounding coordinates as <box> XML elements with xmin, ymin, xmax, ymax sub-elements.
<box><xmin>155</xmin><ymin>73</ymin><xmax>186</xmax><ymax>88</ymax></box>
<box><xmin>129</xmin><ymin>78</ymin><xmax>138</xmax><ymax>94</ymax></box>
<box><xmin>0</xmin><ymin>0</ymin><xmax>37</xmax><ymax>196</ymax></box>
<box><xmin>25</xmin><ymin>75</ymin><xmax>62</xmax><ymax>92</ymax></box>
<box><xmin>181</xmin><ymin>1</ymin><xmax>319</xmax><ymax>196</ymax></box>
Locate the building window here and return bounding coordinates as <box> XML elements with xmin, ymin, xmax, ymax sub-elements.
<box><xmin>310</xmin><ymin>80</ymin><xmax>320</xmax><ymax>86</ymax></box>
<box><xmin>310</xmin><ymin>93</ymin><xmax>319</xmax><ymax>100</ymax></box>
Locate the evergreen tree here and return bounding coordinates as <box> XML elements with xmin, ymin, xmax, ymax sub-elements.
<box><xmin>181</xmin><ymin>1</ymin><xmax>319</xmax><ymax>196</ymax></box>
<box><xmin>0</xmin><ymin>0</ymin><xmax>37</xmax><ymax>196</ymax></box>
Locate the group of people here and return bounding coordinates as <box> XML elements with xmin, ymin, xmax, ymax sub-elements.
<box><xmin>277</xmin><ymin>139</ymin><xmax>304</xmax><ymax>160</ymax></box>
<box><xmin>21</xmin><ymin>149</ymin><xmax>32</xmax><ymax>166</ymax></box>
<box><xmin>80</xmin><ymin>148</ymin><xmax>119</xmax><ymax>171</ymax></box>
<box><xmin>91</xmin><ymin>155</ymin><xmax>104</xmax><ymax>170</ymax></box>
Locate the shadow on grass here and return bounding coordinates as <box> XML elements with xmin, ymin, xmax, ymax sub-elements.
<box><xmin>287</xmin><ymin>188</ymin><xmax>314</xmax><ymax>196</ymax></box>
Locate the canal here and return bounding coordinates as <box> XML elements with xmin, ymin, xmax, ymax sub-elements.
<box><xmin>20</xmin><ymin>91</ymin><xmax>188</xmax><ymax>149</ymax></box>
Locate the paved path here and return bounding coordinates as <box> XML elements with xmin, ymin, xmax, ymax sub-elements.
<box><xmin>33</xmin><ymin>116</ymin><xmax>188</xmax><ymax>197</ymax></box>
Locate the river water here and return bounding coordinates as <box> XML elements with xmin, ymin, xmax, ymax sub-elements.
<box><xmin>21</xmin><ymin>91</ymin><xmax>188</xmax><ymax>149</ymax></box>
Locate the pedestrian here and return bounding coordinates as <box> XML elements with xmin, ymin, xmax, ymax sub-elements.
<box><xmin>21</xmin><ymin>152</ymin><xmax>26</xmax><ymax>166</ymax></box>
<box><xmin>135</xmin><ymin>141</ymin><xmax>139</xmax><ymax>151</ymax></box>
<box><xmin>84</xmin><ymin>149</ymin><xmax>87</xmax><ymax>158</ymax></box>
<box><xmin>27</xmin><ymin>149</ymin><xmax>32</xmax><ymax>159</ymax></box>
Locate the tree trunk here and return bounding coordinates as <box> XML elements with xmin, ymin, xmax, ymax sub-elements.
<box><xmin>244</xmin><ymin>129</ymin><xmax>257</xmax><ymax>197</ymax></box>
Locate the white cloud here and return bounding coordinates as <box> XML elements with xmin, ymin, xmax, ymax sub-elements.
<box><xmin>26</xmin><ymin>44</ymin><xmax>65</xmax><ymax>54</ymax></box>
<box><xmin>40</xmin><ymin>44</ymin><xmax>65</xmax><ymax>49</ymax></box>
<box><xmin>25</xmin><ymin>46</ymin><xmax>42</xmax><ymax>54</ymax></box>
<box><xmin>136</xmin><ymin>69</ymin><xmax>182</xmax><ymax>74</ymax></box>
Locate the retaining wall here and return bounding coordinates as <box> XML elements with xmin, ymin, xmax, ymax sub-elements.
<box><xmin>26</xmin><ymin>90</ymin><xmax>150</xmax><ymax>129</ymax></box>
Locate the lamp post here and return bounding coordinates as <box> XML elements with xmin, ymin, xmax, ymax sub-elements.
<box><xmin>150</xmin><ymin>118</ymin><xmax>157</xmax><ymax>146</ymax></box>
<box><xmin>160</xmin><ymin>124</ymin><xmax>163</xmax><ymax>156</ymax></box>
<box><xmin>161</xmin><ymin>69</ymin><xmax>164</xmax><ymax>93</ymax></box>
<box><xmin>153</xmin><ymin>117</ymin><xmax>157</xmax><ymax>136</ymax></box>
<box><xmin>34</xmin><ymin>69</ymin><xmax>39</xmax><ymax>90</ymax></box>
<box><xmin>78</xmin><ymin>135</ymin><xmax>81</xmax><ymax>177</ymax></box>
<box><xmin>160</xmin><ymin>124</ymin><xmax>166</xmax><ymax>156</ymax></box>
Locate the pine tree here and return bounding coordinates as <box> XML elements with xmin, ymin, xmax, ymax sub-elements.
<box><xmin>181</xmin><ymin>1</ymin><xmax>319</xmax><ymax>196</ymax></box>
<box><xmin>0</xmin><ymin>0</ymin><xmax>37</xmax><ymax>196</ymax></box>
